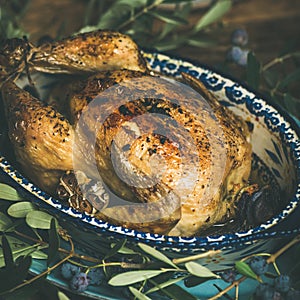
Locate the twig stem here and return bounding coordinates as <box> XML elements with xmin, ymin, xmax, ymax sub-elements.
<box><xmin>14</xmin><ymin>230</ymin><xmax>101</xmax><ymax>263</ymax></box>
<box><xmin>4</xmin><ymin>236</ymin><xmax>75</xmax><ymax>294</ymax></box>
<box><xmin>267</xmin><ymin>235</ymin><xmax>300</xmax><ymax>264</ymax></box>
<box><xmin>172</xmin><ymin>250</ymin><xmax>221</xmax><ymax>264</ymax></box>
<box><xmin>208</xmin><ymin>276</ymin><xmax>247</xmax><ymax>300</ymax></box>
<box><xmin>116</xmin><ymin>0</ymin><xmax>165</xmax><ymax>30</ymax></box>
<box><xmin>262</xmin><ymin>52</ymin><xmax>300</xmax><ymax>71</ymax></box>
<box><xmin>209</xmin><ymin>235</ymin><xmax>300</xmax><ymax>299</ymax></box>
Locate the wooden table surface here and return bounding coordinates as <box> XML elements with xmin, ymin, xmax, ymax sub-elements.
<box><xmin>4</xmin><ymin>0</ymin><xmax>300</xmax><ymax>299</ymax></box>
<box><xmin>19</xmin><ymin>0</ymin><xmax>300</xmax><ymax>117</ymax></box>
<box><xmin>21</xmin><ymin>0</ymin><xmax>300</xmax><ymax>67</ymax></box>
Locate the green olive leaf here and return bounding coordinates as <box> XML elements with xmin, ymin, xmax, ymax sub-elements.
<box><xmin>235</xmin><ymin>261</ymin><xmax>259</xmax><ymax>281</ymax></box>
<box><xmin>26</xmin><ymin>210</ymin><xmax>57</xmax><ymax>229</ymax></box>
<box><xmin>152</xmin><ymin>39</ymin><xmax>185</xmax><ymax>51</ymax></box>
<box><xmin>187</xmin><ymin>37</ymin><xmax>216</xmax><ymax>48</ymax></box>
<box><xmin>47</xmin><ymin>218</ymin><xmax>60</xmax><ymax>266</ymax></box>
<box><xmin>105</xmin><ymin>239</ymin><xmax>127</xmax><ymax>259</ymax></box>
<box><xmin>247</xmin><ymin>51</ymin><xmax>261</xmax><ymax>90</ymax></box>
<box><xmin>184</xmin><ymin>275</ymin><xmax>212</xmax><ymax>287</ymax></box>
<box><xmin>147</xmin><ymin>11</ymin><xmax>188</xmax><ymax>25</ymax></box>
<box><xmin>284</xmin><ymin>93</ymin><xmax>300</xmax><ymax>117</ymax></box>
<box><xmin>158</xmin><ymin>284</ymin><xmax>198</xmax><ymax>300</ymax></box>
<box><xmin>31</xmin><ymin>249</ymin><xmax>48</xmax><ymax>260</ymax></box>
<box><xmin>108</xmin><ymin>269</ymin><xmax>167</xmax><ymax>286</ymax></box>
<box><xmin>78</xmin><ymin>25</ymin><xmax>99</xmax><ymax>34</ymax></box>
<box><xmin>146</xmin><ymin>275</ymin><xmax>188</xmax><ymax>294</ymax></box>
<box><xmin>0</xmin><ymin>235</ymin><xmax>47</xmax><ymax>267</ymax></box>
<box><xmin>7</xmin><ymin>201</ymin><xmax>37</xmax><ymax>218</ymax></box>
<box><xmin>118</xmin><ymin>0</ymin><xmax>148</xmax><ymax>8</ymax></box>
<box><xmin>14</xmin><ymin>255</ymin><xmax>32</xmax><ymax>278</ymax></box>
<box><xmin>185</xmin><ymin>261</ymin><xmax>219</xmax><ymax>278</ymax></box>
<box><xmin>162</xmin><ymin>0</ymin><xmax>194</xmax><ymax>3</ymax></box>
<box><xmin>278</xmin><ymin>68</ymin><xmax>300</xmax><ymax>90</ymax></box>
<box><xmin>263</xmin><ymin>69</ymin><xmax>279</xmax><ymax>89</ymax></box>
<box><xmin>57</xmin><ymin>291</ymin><xmax>71</xmax><ymax>300</ymax></box>
<box><xmin>0</xmin><ymin>212</ymin><xmax>14</xmax><ymax>232</ymax></box>
<box><xmin>157</xmin><ymin>2</ymin><xmax>192</xmax><ymax>40</ymax></box>
<box><xmin>115</xmin><ymin>244</ymin><xmax>139</xmax><ymax>255</ymax></box>
<box><xmin>138</xmin><ymin>243</ymin><xmax>178</xmax><ymax>269</ymax></box>
<box><xmin>1</xmin><ymin>235</ymin><xmax>14</xmax><ymax>268</ymax></box>
<box><xmin>129</xmin><ymin>287</ymin><xmax>152</xmax><ymax>300</ymax></box>
<box><xmin>0</xmin><ymin>184</ymin><xmax>23</xmax><ymax>201</ymax></box>
<box><xmin>193</xmin><ymin>0</ymin><xmax>232</xmax><ymax>32</ymax></box>
<box><xmin>0</xmin><ymin>255</ymin><xmax>32</xmax><ymax>293</ymax></box>
<box><xmin>0</xmin><ymin>6</ymin><xmax>28</xmax><ymax>40</ymax></box>
<box><xmin>95</xmin><ymin>1</ymin><xmax>133</xmax><ymax>30</ymax></box>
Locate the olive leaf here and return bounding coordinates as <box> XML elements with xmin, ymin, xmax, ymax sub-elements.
<box><xmin>146</xmin><ymin>275</ymin><xmax>188</xmax><ymax>294</ymax></box>
<box><xmin>193</xmin><ymin>0</ymin><xmax>232</xmax><ymax>32</ymax></box>
<box><xmin>184</xmin><ymin>275</ymin><xmax>212</xmax><ymax>287</ymax></box>
<box><xmin>129</xmin><ymin>286</ymin><xmax>152</xmax><ymax>300</ymax></box>
<box><xmin>0</xmin><ymin>183</ymin><xmax>23</xmax><ymax>201</ymax></box>
<box><xmin>187</xmin><ymin>37</ymin><xmax>216</xmax><ymax>48</ymax></box>
<box><xmin>0</xmin><ymin>212</ymin><xmax>14</xmax><ymax>232</ymax></box>
<box><xmin>108</xmin><ymin>269</ymin><xmax>167</xmax><ymax>286</ymax></box>
<box><xmin>95</xmin><ymin>0</ymin><xmax>149</xmax><ymax>30</ymax></box>
<box><xmin>0</xmin><ymin>235</ymin><xmax>32</xmax><ymax>294</ymax></box>
<box><xmin>158</xmin><ymin>284</ymin><xmax>198</xmax><ymax>300</ymax></box>
<box><xmin>284</xmin><ymin>93</ymin><xmax>300</xmax><ymax>116</ymax></box>
<box><xmin>7</xmin><ymin>201</ymin><xmax>37</xmax><ymax>218</ymax></box>
<box><xmin>77</xmin><ymin>25</ymin><xmax>99</xmax><ymax>34</ymax></box>
<box><xmin>235</xmin><ymin>261</ymin><xmax>259</xmax><ymax>281</ymax></box>
<box><xmin>138</xmin><ymin>243</ymin><xmax>178</xmax><ymax>269</ymax></box>
<box><xmin>0</xmin><ymin>7</ymin><xmax>28</xmax><ymax>40</ymax></box>
<box><xmin>117</xmin><ymin>0</ymin><xmax>148</xmax><ymax>7</ymax></box>
<box><xmin>1</xmin><ymin>235</ymin><xmax>13</xmax><ymax>268</ymax></box>
<box><xmin>292</xmin><ymin>260</ymin><xmax>300</xmax><ymax>290</ymax></box>
<box><xmin>162</xmin><ymin>0</ymin><xmax>195</xmax><ymax>3</ymax></box>
<box><xmin>263</xmin><ymin>69</ymin><xmax>279</xmax><ymax>89</ymax></box>
<box><xmin>152</xmin><ymin>36</ymin><xmax>187</xmax><ymax>51</ymax></box>
<box><xmin>278</xmin><ymin>68</ymin><xmax>300</xmax><ymax>90</ymax></box>
<box><xmin>0</xmin><ymin>255</ymin><xmax>32</xmax><ymax>293</ymax></box>
<box><xmin>115</xmin><ymin>243</ymin><xmax>139</xmax><ymax>255</ymax></box>
<box><xmin>156</xmin><ymin>2</ymin><xmax>192</xmax><ymax>41</ymax></box>
<box><xmin>96</xmin><ymin>7</ymin><xmax>128</xmax><ymax>30</ymax></box>
<box><xmin>57</xmin><ymin>291</ymin><xmax>71</xmax><ymax>300</ymax></box>
<box><xmin>185</xmin><ymin>261</ymin><xmax>219</xmax><ymax>278</ymax></box>
<box><xmin>0</xmin><ymin>235</ymin><xmax>47</xmax><ymax>267</ymax></box>
<box><xmin>147</xmin><ymin>10</ymin><xmax>188</xmax><ymax>25</ymax></box>
<box><xmin>26</xmin><ymin>210</ymin><xmax>57</xmax><ymax>230</ymax></box>
<box><xmin>47</xmin><ymin>218</ymin><xmax>60</xmax><ymax>266</ymax></box>
<box><xmin>247</xmin><ymin>52</ymin><xmax>261</xmax><ymax>90</ymax></box>
<box><xmin>105</xmin><ymin>239</ymin><xmax>127</xmax><ymax>259</ymax></box>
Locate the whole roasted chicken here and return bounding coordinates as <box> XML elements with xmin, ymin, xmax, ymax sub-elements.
<box><xmin>0</xmin><ymin>30</ymin><xmax>252</xmax><ymax>236</ymax></box>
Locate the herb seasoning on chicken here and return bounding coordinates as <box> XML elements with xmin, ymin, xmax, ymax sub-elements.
<box><xmin>0</xmin><ymin>30</ymin><xmax>252</xmax><ymax>236</ymax></box>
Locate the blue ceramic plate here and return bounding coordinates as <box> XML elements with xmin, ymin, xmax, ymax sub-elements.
<box><xmin>1</xmin><ymin>51</ymin><xmax>300</xmax><ymax>271</ymax></box>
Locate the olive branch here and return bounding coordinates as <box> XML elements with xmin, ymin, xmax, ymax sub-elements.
<box><xmin>0</xmin><ymin>183</ymin><xmax>300</xmax><ymax>299</ymax></box>
<box><xmin>1</xmin><ymin>1</ymin><xmax>300</xmax><ymax>299</ymax></box>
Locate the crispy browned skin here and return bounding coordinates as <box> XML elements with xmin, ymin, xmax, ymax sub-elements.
<box><xmin>1</xmin><ymin>69</ymin><xmax>252</xmax><ymax>236</ymax></box>
<box><xmin>68</xmin><ymin>69</ymin><xmax>252</xmax><ymax>236</ymax></box>
<box><xmin>1</xmin><ymin>80</ymin><xmax>74</xmax><ymax>193</ymax></box>
<box><xmin>0</xmin><ymin>31</ymin><xmax>147</xmax><ymax>82</ymax></box>
<box><xmin>30</xmin><ymin>30</ymin><xmax>148</xmax><ymax>74</ymax></box>
<box><xmin>0</xmin><ymin>30</ymin><xmax>148</xmax><ymax>195</ymax></box>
